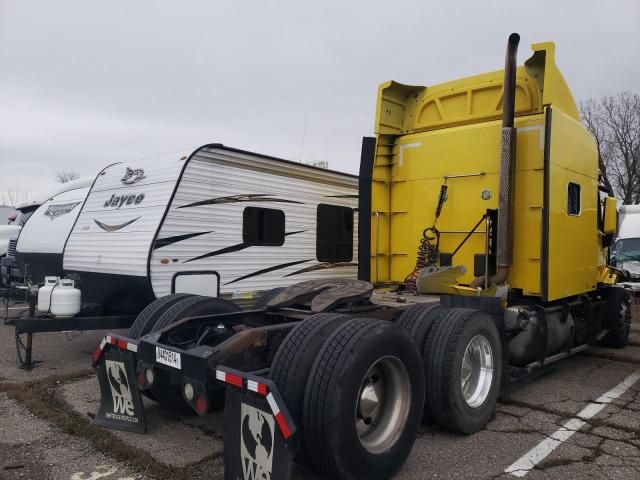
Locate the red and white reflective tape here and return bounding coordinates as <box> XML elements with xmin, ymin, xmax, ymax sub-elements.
<box><xmin>92</xmin><ymin>335</ymin><xmax>138</xmax><ymax>364</ymax></box>
<box><xmin>247</xmin><ymin>379</ymin><xmax>268</xmax><ymax>396</ymax></box>
<box><xmin>104</xmin><ymin>335</ymin><xmax>138</xmax><ymax>353</ymax></box>
<box><xmin>266</xmin><ymin>392</ymin><xmax>292</xmax><ymax>440</ymax></box>
<box><xmin>91</xmin><ymin>338</ymin><xmax>107</xmax><ymax>364</ymax></box>
<box><xmin>215</xmin><ymin>369</ymin><xmax>243</xmax><ymax>388</ymax></box>
<box><xmin>215</xmin><ymin>367</ymin><xmax>293</xmax><ymax>440</ymax></box>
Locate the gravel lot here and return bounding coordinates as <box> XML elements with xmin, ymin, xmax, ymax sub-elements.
<box><xmin>1</xmin><ymin>301</ymin><xmax>640</xmax><ymax>479</ymax></box>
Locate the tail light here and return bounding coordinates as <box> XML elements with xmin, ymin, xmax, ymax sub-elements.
<box><xmin>195</xmin><ymin>394</ymin><xmax>208</xmax><ymax>415</ymax></box>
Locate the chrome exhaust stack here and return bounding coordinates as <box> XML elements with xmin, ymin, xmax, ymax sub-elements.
<box><xmin>472</xmin><ymin>33</ymin><xmax>520</xmax><ymax>288</ymax></box>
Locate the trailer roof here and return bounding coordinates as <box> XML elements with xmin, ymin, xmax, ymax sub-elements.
<box><xmin>197</xmin><ymin>143</ymin><xmax>358</xmax><ymax>179</ymax></box>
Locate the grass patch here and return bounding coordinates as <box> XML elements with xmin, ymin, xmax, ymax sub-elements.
<box><xmin>0</xmin><ymin>371</ymin><xmax>193</xmax><ymax>480</ymax></box>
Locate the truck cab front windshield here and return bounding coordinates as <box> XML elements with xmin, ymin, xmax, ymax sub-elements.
<box><xmin>616</xmin><ymin>238</ymin><xmax>640</xmax><ymax>261</ymax></box>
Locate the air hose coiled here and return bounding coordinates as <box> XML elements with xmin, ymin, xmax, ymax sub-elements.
<box><xmin>404</xmin><ymin>184</ymin><xmax>448</xmax><ymax>292</ymax></box>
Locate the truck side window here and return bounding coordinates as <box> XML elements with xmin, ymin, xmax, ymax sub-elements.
<box><xmin>568</xmin><ymin>183</ymin><xmax>581</xmax><ymax>215</ymax></box>
<box><xmin>243</xmin><ymin>207</ymin><xmax>285</xmax><ymax>246</ymax></box>
<box><xmin>316</xmin><ymin>204</ymin><xmax>354</xmax><ymax>262</ymax></box>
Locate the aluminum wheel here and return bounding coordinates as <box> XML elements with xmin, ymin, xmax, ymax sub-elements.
<box><xmin>461</xmin><ymin>334</ymin><xmax>494</xmax><ymax>408</ymax></box>
<box><xmin>355</xmin><ymin>356</ymin><xmax>412</xmax><ymax>454</ymax></box>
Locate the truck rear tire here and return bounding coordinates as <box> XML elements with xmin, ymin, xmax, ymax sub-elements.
<box><xmin>253</xmin><ymin>287</ymin><xmax>285</xmax><ymax>309</ymax></box>
<box><xmin>150</xmin><ymin>295</ymin><xmax>241</xmax><ymax>413</ymax></box>
<box><xmin>303</xmin><ymin>318</ymin><xmax>424</xmax><ymax>480</ymax></box>
<box><xmin>424</xmin><ymin>308</ymin><xmax>502</xmax><ymax>434</ymax></box>
<box><xmin>268</xmin><ymin>312</ymin><xmax>350</xmax><ymax>462</ymax></box>
<box><xmin>128</xmin><ymin>293</ymin><xmax>193</xmax><ymax>340</ymax></box>
<box><xmin>396</xmin><ymin>303</ymin><xmax>445</xmax><ymax>354</ymax></box>
<box><xmin>152</xmin><ymin>295</ymin><xmax>240</xmax><ymax>333</ymax></box>
<box><xmin>396</xmin><ymin>303</ymin><xmax>446</xmax><ymax>423</ymax></box>
<box><xmin>602</xmin><ymin>287</ymin><xmax>631</xmax><ymax>348</ymax></box>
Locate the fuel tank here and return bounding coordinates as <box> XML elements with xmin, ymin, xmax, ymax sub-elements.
<box><xmin>507</xmin><ymin>306</ymin><xmax>575</xmax><ymax>366</ymax></box>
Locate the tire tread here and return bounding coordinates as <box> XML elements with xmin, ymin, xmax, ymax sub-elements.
<box><xmin>304</xmin><ymin>318</ymin><xmax>390</xmax><ymax>476</ymax></box>
<box><xmin>129</xmin><ymin>293</ymin><xmax>192</xmax><ymax>340</ymax></box>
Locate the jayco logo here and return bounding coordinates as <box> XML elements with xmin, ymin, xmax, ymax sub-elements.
<box><xmin>103</xmin><ymin>193</ymin><xmax>145</xmax><ymax>208</ymax></box>
<box><xmin>105</xmin><ymin>360</ymin><xmax>134</xmax><ymax>416</ymax></box>
<box><xmin>121</xmin><ymin>167</ymin><xmax>146</xmax><ymax>185</ymax></box>
<box><xmin>44</xmin><ymin>202</ymin><xmax>81</xmax><ymax>220</ymax></box>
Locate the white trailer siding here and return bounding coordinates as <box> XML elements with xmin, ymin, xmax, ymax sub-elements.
<box><xmin>17</xmin><ymin>187</ymin><xmax>89</xmax><ymax>255</ymax></box>
<box><xmin>64</xmin><ymin>154</ymin><xmax>187</xmax><ymax>276</ymax></box>
<box><xmin>62</xmin><ymin>145</ymin><xmax>358</xmax><ymax>312</ymax></box>
<box><xmin>150</xmin><ymin>148</ymin><xmax>358</xmax><ymax>298</ymax></box>
<box><xmin>13</xmin><ymin>185</ymin><xmax>91</xmax><ymax>284</ymax></box>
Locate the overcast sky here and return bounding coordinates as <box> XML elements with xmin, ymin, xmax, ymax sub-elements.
<box><xmin>1</xmin><ymin>0</ymin><xmax>639</xmax><ymax>200</ymax></box>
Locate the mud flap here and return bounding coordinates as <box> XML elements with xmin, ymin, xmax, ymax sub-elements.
<box><xmin>93</xmin><ymin>336</ymin><xmax>146</xmax><ymax>433</ymax></box>
<box><xmin>217</xmin><ymin>366</ymin><xmax>296</xmax><ymax>480</ymax></box>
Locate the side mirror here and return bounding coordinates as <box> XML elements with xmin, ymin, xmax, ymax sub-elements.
<box><xmin>603</xmin><ymin>197</ymin><xmax>617</xmax><ymax>235</ymax></box>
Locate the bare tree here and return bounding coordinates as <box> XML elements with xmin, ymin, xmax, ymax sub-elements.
<box><xmin>56</xmin><ymin>170</ymin><xmax>80</xmax><ymax>183</ymax></box>
<box><xmin>581</xmin><ymin>92</ymin><xmax>640</xmax><ymax>203</ymax></box>
<box><xmin>0</xmin><ymin>187</ymin><xmax>30</xmax><ymax>207</ymax></box>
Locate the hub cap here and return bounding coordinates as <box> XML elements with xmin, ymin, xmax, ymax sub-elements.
<box><xmin>355</xmin><ymin>356</ymin><xmax>411</xmax><ymax>454</ymax></box>
<box><xmin>461</xmin><ymin>335</ymin><xmax>494</xmax><ymax>408</ymax></box>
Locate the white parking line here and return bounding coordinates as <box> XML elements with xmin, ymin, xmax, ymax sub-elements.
<box><xmin>505</xmin><ymin>369</ymin><xmax>640</xmax><ymax>477</ymax></box>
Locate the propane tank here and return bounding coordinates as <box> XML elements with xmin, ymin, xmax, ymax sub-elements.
<box><xmin>50</xmin><ymin>279</ymin><xmax>81</xmax><ymax>318</ymax></box>
<box><xmin>37</xmin><ymin>276</ymin><xmax>59</xmax><ymax>313</ymax></box>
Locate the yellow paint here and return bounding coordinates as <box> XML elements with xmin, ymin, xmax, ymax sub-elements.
<box><xmin>603</xmin><ymin>197</ymin><xmax>617</xmax><ymax>234</ymax></box>
<box><xmin>370</xmin><ymin>41</ymin><xmax>610</xmax><ymax>302</ymax></box>
<box><xmin>374</xmin><ymin>42</ymin><xmax>579</xmax><ymax>137</ymax></box>
<box><xmin>597</xmin><ymin>265</ymin><xmax>618</xmax><ymax>285</ymax></box>
<box><xmin>546</xmin><ymin>106</ymin><xmax>599</xmax><ymax>300</ymax></box>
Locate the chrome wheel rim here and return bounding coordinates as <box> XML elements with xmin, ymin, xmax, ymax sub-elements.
<box><xmin>461</xmin><ymin>335</ymin><xmax>494</xmax><ymax>408</ymax></box>
<box><xmin>355</xmin><ymin>356</ymin><xmax>411</xmax><ymax>454</ymax></box>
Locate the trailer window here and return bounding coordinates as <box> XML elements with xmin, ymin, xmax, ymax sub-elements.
<box><xmin>243</xmin><ymin>207</ymin><xmax>285</xmax><ymax>246</ymax></box>
<box><xmin>568</xmin><ymin>183</ymin><xmax>581</xmax><ymax>215</ymax></box>
<box><xmin>316</xmin><ymin>204</ymin><xmax>353</xmax><ymax>262</ymax></box>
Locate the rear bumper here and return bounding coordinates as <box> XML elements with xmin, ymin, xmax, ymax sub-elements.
<box><xmin>94</xmin><ymin>333</ymin><xmax>215</xmax><ymax>415</ymax></box>
<box><xmin>138</xmin><ymin>335</ymin><xmax>214</xmax><ymax>413</ymax></box>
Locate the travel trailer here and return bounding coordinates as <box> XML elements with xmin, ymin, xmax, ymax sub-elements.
<box><xmin>62</xmin><ymin>143</ymin><xmax>359</xmax><ymax>315</ymax></box>
<box><xmin>5</xmin><ymin>143</ymin><xmax>358</xmax><ymax>367</ymax></box>
<box><xmin>12</xmin><ymin>185</ymin><xmax>91</xmax><ymax>285</ymax></box>
<box><xmin>1</xmin><ymin>178</ymin><xmax>92</xmax><ymax>286</ymax></box>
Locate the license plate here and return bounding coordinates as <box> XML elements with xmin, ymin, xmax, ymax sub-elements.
<box><xmin>155</xmin><ymin>346</ymin><xmax>181</xmax><ymax>370</ymax></box>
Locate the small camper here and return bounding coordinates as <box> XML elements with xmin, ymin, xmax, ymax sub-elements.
<box><xmin>63</xmin><ymin>143</ymin><xmax>359</xmax><ymax>314</ymax></box>
<box><xmin>14</xmin><ymin>184</ymin><xmax>91</xmax><ymax>284</ymax></box>
<box><xmin>1</xmin><ymin>178</ymin><xmax>92</xmax><ymax>286</ymax></box>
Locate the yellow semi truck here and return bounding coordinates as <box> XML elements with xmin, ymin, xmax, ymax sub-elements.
<box><xmin>94</xmin><ymin>34</ymin><xmax>631</xmax><ymax>480</ymax></box>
